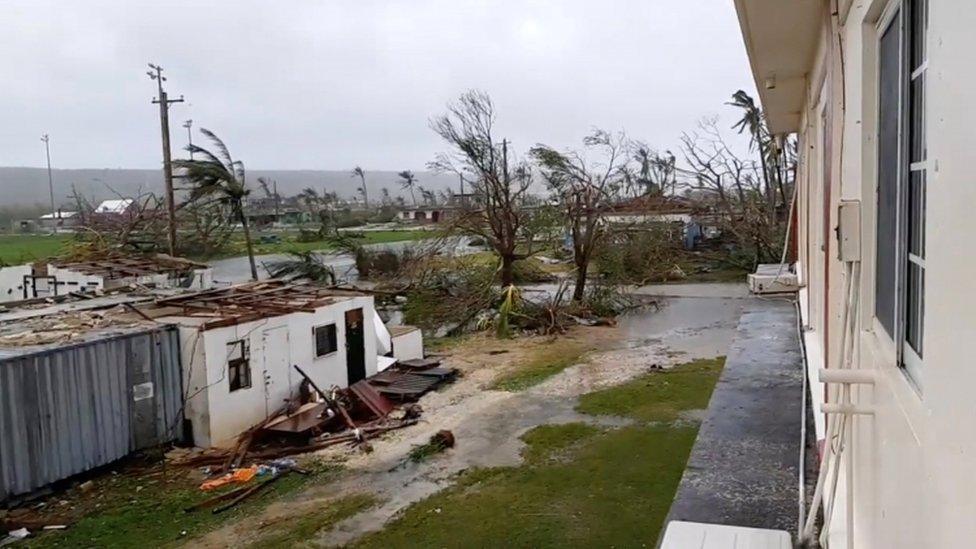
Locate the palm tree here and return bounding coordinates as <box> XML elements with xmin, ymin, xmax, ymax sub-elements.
<box><xmin>173</xmin><ymin>129</ymin><xmax>258</xmax><ymax>280</ymax></box>
<box><xmin>397</xmin><ymin>170</ymin><xmax>418</xmax><ymax>206</ymax></box>
<box><xmin>728</xmin><ymin>90</ymin><xmax>785</xmax><ymax>206</ymax></box>
<box><xmin>381</xmin><ymin>187</ymin><xmax>391</xmax><ymax>206</ymax></box>
<box><xmin>351</xmin><ymin>166</ymin><xmax>369</xmax><ymax>209</ymax></box>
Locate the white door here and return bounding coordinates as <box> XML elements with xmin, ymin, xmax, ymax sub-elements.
<box><xmin>261</xmin><ymin>327</ymin><xmax>292</xmax><ymax>417</ymax></box>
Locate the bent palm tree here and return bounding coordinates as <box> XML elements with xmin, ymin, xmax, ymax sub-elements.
<box><xmin>173</xmin><ymin>129</ymin><xmax>258</xmax><ymax>280</ymax></box>
<box><xmin>397</xmin><ymin>170</ymin><xmax>418</xmax><ymax>206</ymax></box>
<box><xmin>351</xmin><ymin>166</ymin><xmax>369</xmax><ymax>209</ymax></box>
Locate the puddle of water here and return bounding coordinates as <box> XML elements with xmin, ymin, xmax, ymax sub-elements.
<box><xmin>617</xmin><ymin>297</ymin><xmax>746</xmax><ymax>359</ymax></box>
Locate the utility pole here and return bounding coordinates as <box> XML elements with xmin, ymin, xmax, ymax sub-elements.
<box><xmin>40</xmin><ymin>134</ymin><xmax>55</xmax><ymax>219</ymax></box>
<box><xmin>147</xmin><ymin>63</ymin><xmax>184</xmax><ymax>256</ymax></box>
<box><xmin>183</xmin><ymin>119</ymin><xmax>193</xmax><ymax>160</ymax></box>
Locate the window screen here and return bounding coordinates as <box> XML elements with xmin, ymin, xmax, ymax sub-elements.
<box><xmin>875</xmin><ymin>12</ymin><xmax>901</xmax><ymax>337</ymax></box>
<box><xmin>314</xmin><ymin>324</ymin><xmax>338</xmax><ymax>357</ymax></box>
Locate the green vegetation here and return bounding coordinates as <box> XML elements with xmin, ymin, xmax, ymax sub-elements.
<box><xmin>0</xmin><ymin>229</ymin><xmax>429</xmax><ymax>266</ymax></box>
<box><xmin>246</xmin><ymin>494</ymin><xmax>376</xmax><ymax>548</ymax></box>
<box><xmin>577</xmin><ymin>357</ymin><xmax>725</xmax><ymax>422</ymax></box>
<box><xmin>490</xmin><ymin>340</ymin><xmax>595</xmax><ymax>391</ymax></box>
<box><xmin>26</xmin><ymin>460</ymin><xmax>341</xmax><ymax>549</ymax></box>
<box><xmin>0</xmin><ymin>233</ymin><xmax>73</xmax><ymax>264</ymax></box>
<box><xmin>355</xmin><ymin>358</ymin><xmax>725</xmax><ymax>548</ymax></box>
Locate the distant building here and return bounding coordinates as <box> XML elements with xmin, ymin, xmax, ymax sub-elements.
<box><xmin>93</xmin><ymin>199</ymin><xmax>134</xmax><ymax>214</ymax></box>
<box><xmin>38</xmin><ymin>210</ymin><xmax>80</xmax><ymax>231</ymax></box>
<box><xmin>0</xmin><ymin>253</ymin><xmax>214</xmax><ymax>303</ymax></box>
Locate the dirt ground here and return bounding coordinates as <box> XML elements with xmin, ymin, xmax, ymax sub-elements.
<box><xmin>187</xmin><ymin>288</ymin><xmax>748</xmax><ymax>548</ymax></box>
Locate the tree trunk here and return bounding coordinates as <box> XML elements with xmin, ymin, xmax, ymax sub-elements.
<box><xmin>572</xmin><ymin>259</ymin><xmax>589</xmax><ymax>302</ymax></box>
<box><xmin>500</xmin><ymin>254</ymin><xmax>516</xmax><ymax>287</ymax></box>
<box><xmin>238</xmin><ymin>204</ymin><xmax>259</xmax><ymax>281</ymax></box>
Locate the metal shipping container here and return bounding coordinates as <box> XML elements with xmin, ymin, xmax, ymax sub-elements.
<box><xmin>0</xmin><ymin>325</ymin><xmax>183</xmax><ymax>500</ymax></box>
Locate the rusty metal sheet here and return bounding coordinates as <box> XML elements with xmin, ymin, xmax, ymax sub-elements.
<box><xmin>261</xmin><ymin>403</ymin><xmax>330</xmax><ymax>434</ymax></box>
<box><xmin>348</xmin><ymin>381</ymin><xmax>395</xmax><ymax>419</ymax></box>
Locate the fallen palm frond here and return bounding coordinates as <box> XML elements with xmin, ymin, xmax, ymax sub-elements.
<box><xmin>264</xmin><ymin>251</ymin><xmax>336</xmax><ymax>284</ymax></box>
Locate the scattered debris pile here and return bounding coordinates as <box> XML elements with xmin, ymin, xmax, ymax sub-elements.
<box><xmin>0</xmin><ymin>305</ymin><xmax>148</xmax><ymax>347</ymax></box>
<box><xmin>170</xmin><ymin>359</ymin><xmax>457</xmax><ymax>500</ymax></box>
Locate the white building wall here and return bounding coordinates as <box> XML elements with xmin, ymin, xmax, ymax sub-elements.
<box><xmin>391</xmin><ymin>329</ymin><xmax>423</xmax><ymax>362</ymax></box>
<box><xmin>792</xmin><ymin>1</ymin><xmax>976</xmax><ymax>547</ymax></box>
<box><xmin>0</xmin><ymin>265</ymin><xmax>34</xmax><ymax>302</ymax></box>
<box><xmin>177</xmin><ymin>295</ymin><xmax>378</xmax><ymax>448</ymax></box>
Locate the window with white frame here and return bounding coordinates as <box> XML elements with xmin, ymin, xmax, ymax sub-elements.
<box><xmin>313</xmin><ymin>323</ymin><xmax>338</xmax><ymax>358</ymax></box>
<box><xmin>876</xmin><ymin>0</ymin><xmax>927</xmax><ymax>385</ymax></box>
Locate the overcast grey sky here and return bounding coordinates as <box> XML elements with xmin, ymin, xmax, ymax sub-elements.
<box><xmin>1</xmin><ymin>0</ymin><xmax>756</xmax><ymax>171</ymax></box>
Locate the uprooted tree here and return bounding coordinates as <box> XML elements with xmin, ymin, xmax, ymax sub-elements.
<box><xmin>428</xmin><ymin>90</ymin><xmax>541</xmax><ymax>287</ymax></box>
<box><xmin>531</xmin><ymin>129</ymin><xmax>628</xmax><ymax>301</ymax></box>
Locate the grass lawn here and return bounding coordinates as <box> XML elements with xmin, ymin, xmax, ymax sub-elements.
<box><xmin>489</xmin><ymin>339</ymin><xmax>597</xmax><ymax>392</ymax></box>
<box><xmin>0</xmin><ymin>229</ymin><xmax>430</xmax><ymax>265</ymax></box>
<box><xmin>24</xmin><ymin>458</ymin><xmax>341</xmax><ymax>549</ymax></box>
<box><xmin>0</xmin><ymin>234</ymin><xmax>73</xmax><ymax>264</ymax></box>
<box><xmin>354</xmin><ymin>357</ymin><xmax>725</xmax><ymax>548</ymax></box>
<box><xmin>245</xmin><ymin>494</ymin><xmax>376</xmax><ymax>548</ymax></box>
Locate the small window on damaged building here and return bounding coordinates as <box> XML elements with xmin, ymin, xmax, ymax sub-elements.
<box><xmin>314</xmin><ymin>324</ymin><xmax>338</xmax><ymax>357</ymax></box>
<box><xmin>227</xmin><ymin>339</ymin><xmax>251</xmax><ymax>391</ymax></box>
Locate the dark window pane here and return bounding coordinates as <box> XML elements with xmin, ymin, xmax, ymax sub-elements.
<box><xmin>908</xmin><ymin>171</ymin><xmax>926</xmax><ymax>257</ymax></box>
<box><xmin>910</xmin><ymin>75</ymin><xmax>925</xmax><ymax>163</ymax></box>
<box><xmin>910</xmin><ymin>0</ymin><xmax>927</xmax><ymax>69</ymax></box>
<box><xmin>228</xmin><ymin>339</ymin><xmax>251</xmax><ymax>392</ymax></box>
<box><xmin>315</xmin><ymin>324</ymin><xmax>338</xmax><ymax>357</ymax></box>
<box><xmin>876</xmin><ymin>13</ymin><xmax>901</xmax><ymax>336</ymax></box>
<box><xmin>906</xmin><ymin>262</ymin><xmax>924</xmax><ymax>356</ymax></box>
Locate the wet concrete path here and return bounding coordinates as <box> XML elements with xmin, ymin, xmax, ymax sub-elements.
<box><xmin>663</xmin><ymin>297</ymin><xmax>805</xmax><ymax>536</ymax></box>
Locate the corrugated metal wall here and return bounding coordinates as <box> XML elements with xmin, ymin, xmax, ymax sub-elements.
<box><xmin>0</xmin><ymin>326</ymin><xmax>183</xmax><ymax>500</ymax></box>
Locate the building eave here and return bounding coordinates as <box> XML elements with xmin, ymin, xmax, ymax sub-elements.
<box><xmin>733</xmin><ymin>0</ymin><xmax>825</xmax><ymax>134</ymax></box>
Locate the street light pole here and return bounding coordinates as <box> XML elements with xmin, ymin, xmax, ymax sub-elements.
<box><xmin>147</xmin><ymin>63</ymin><xmax>184</xmax><ymax>256</ymax></box>
<box><xmin>183</xmin><ymin>119</ymin><xmax>193</xmax><ymax>160</ymax></box>
<box><xmin>40</xmin><ymin>134</ymin><xmax>55</xmax><ymax>220</ymax></box>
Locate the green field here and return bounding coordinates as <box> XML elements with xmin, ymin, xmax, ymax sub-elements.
<box><xmin>0</xmin><ymin>234</ymin><xmax>74</xmax><ymax>264</ymax></box>
<box><xmin>0</xmin><ymin>229</ymin><xmax>432</xmax><ymax>265</ymax></box>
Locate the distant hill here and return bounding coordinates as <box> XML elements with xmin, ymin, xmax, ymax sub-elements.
<box><xmin>0</xmin><ymin>167</ymin><xmax>463</xmax><ymax>209</ymax></box>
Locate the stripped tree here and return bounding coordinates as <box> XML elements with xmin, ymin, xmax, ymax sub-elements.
<box><xmin>531</xmin><ymin>129</ymin><xmax>628</xmax><ymax>300</ymax></box>
<box><xmin>429</xmin><ymin>90</ymin><xmax>539</xmax><ymax>287</ymax></box>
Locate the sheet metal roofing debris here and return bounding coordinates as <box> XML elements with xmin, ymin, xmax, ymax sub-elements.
<box><xmin>148</xmin><ymin>280</ymin><xmax>365</xmax><ymax>329</ymax></box>
<box><xmin>50</xmin><ymin>252</ymin><xmax>207</xmax><ymax>280</ymax></box>
<box><xmin>368</xmin><ymin>359</ymin><xmax>456</xmax><ymax>401</ymax></box>
<box><xmin>0</xmin><ymin>305</ymin><xmax>150</xmax><ymax>347</ymax></box>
